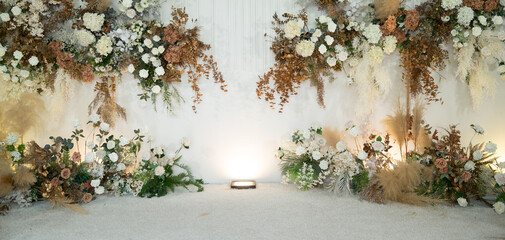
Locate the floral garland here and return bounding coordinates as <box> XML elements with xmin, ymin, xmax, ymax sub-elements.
<box><xmin>0</xmin><ymin>0</ymin><xmax>227</xmax><ymax>125</ymax></box>
<box><xmin>259</xmin><ymin>0</ymin><xmax>505</xmax><ymax>113</ymax></box>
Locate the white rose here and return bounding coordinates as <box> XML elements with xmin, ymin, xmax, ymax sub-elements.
<box><xmin>324</xmin><ymin>35</ymin><xmax>334</xmax><ymax>45</ymax></box>
<box><xmin>119</xmin><ymin>136</ymin><xmax>129</xmax><ymax>146</ymax></box>
<box><xmin>85</xmin><ymin>152</ymin><xmax>95</xmax><ymax>163</ymax></box>
<box><xmin>139</xmin><ymin>69</ymin><xmax>149</xmax><ymax>78</ymax></box>
<box><xmin>478</xmin><ymin>15</ymin><xmax>487</xmax><ymax>26</ymax></box>
<box><xmin>472</xmin><ymin>27</ymin><xmax>482</xmax><ymax>37</ymax></box>
<box><xmin>312</xmin><ymin>151</ymin><xmax>322</xmax><ymax>160</ymax></box>
<box><xmin>472</xmin><ymin>150</ymin><xmax>483</xmax><ymax>161</ymax></box>
<box><xmin>295</xmin><ymin>146</ymin><xmax>306</xmax><ymax>156</ymax></box>
<box><xmin>116</xmin><ymin>163</ymin><xmax>126</xmax><ymax>171</ymax></box>
<box><xmin>74</xmin><ymin>29</ymin><xmax>95</xmax><ymax>47</ymax></box>
<box><xmin>336</xmin><ymin>141</ymin><xmax>346</xmax><ymax>152</ymax></box>
<box><xmin>284</xmin><ymin>20</ymin><xmax>303</xmax><ymax>40</ymax></box>
<box><xmin>328</xmin><ymin>22</ymin><xmax>337</xmax><ymax>32</ymax></box>
<box><xmin>100</xmin><ymin>122</ymin><xmax>109</xmax><ymax>132</ymax></box>
<box><xmin>349</xmin><ymin>127</ymin><xmax>359</xmax><ymax>137</ymax></box>
<box><xmin>122</xmin><ymin>0</ymin><xmax>133</xmax><ymax>8</ymax></box>
<box><xmin>151</xmin><ymin>47</ymin><xmax>159</xmax><ymax>55</ymax></box>
<box><xmin>319</xmin><ymin>160</ymin><xmax>329</xmax><ymax>170</ymax></box>
<box><xmin>316</xmin><ymin>137</ymin><xmax>327</xmax><ymax>147</ymax></box>
<box><xmin>96</xmin><ymin>37</ymin><xmax>113</xmax><ymax>56</ymax></box>
<box><xmin>11</xmin><ymin>6</ymin><xmax>22</xmax><ymax>16</ymax></box>
<box><xmin>144</xmin><ymin>39</ymin><xmax>153</xmax><ymax>48</ymax></box>
<box><xmin>95</xmin><ymin>186</ymin><xmax>105</xmax><ymax>195</ymax></box>
<box><xmin>128</xmin><ymin>64</ymin><xmax>135</xmax><ymax>73</ymax></box>
<box><xmin>314</xmin><ymin>29</ymin><xmax>322</xmax><ymax>38</ymax></box>
<box><xmin>108</xmin><ymin>152</ymin><xmax>118</xmax><ymax>162</ymax></box>
<box><xmin>89</xmin><ymin>113</ymin><xmax>100</xmax><ymax>123</ymax></box>
<box><xmin>295</xmin><ymin>40</ymin><xmax>315</xmax><ymax>57</ymax></box>
<box><xmin>464</xmin><ymin>160</ymin><xmax>476</xmax><ymax>171</ymax></box>
<box><xmin>326</xmin><ymin>57</ymin><xmax>337</xmax><ymax>67</ymax></box>
<box><xmin>19</xmin><ymin>70</ymin><xmax>29</xmax><ymax>78</ymax></box>
<box><xmin>83</xmin><ymin>13</ymin><xmax>104</xmax><ymax>32</ymax></box>
<box><xmin>152</xmin><ymin>85</ymin><xmax>161</xmax><ymax>94</ymax></box>
<box><xmin>154</xmin><ymin>166</ymin><xmax>165</xmax><ymax>176</ymax></box>
<box><xmin>338</xmin><ymin>51</ymin><xmax>348</xmax><ymax>62</ymax></box>
<box><xmin>142</xmin><ymin>151</ymin><xmax>151</xmax><ymax>161</ymax></box>
<box><xmin>90</xmin><ymin>179</ymin><xmax>101</xmax><ymax>188</ymax></box>
<box><xmin>107</xmin><ymin>140</ymin><xmax>116</xmax><ymax>150</ymax></box>
<box><xmin>484</xmin><ymin>142</ymin><xmax>497</xmax><ymax>153</ymax></box>
<box><xmin>495</xmin><ymin>173</ymin><xmax>505</xmax><ymax>186</ymax></box>
<box><xmin>157</xmin><ymin>46</ymin><xmax>165</xmax><ymax>54</ymax></box>
<box><xmin>494</xmin><ymin>201</ymin><xmax>505</xmax><ymax>214</ymax></box>
<box><xmin>457</xmin><ymin>197</ymin><xmax>468</xmax><ymax>207</ymax></box>
<box><xmin>311</xmin><ymin>36</ymin><xmax>318</xmax><ymax>42</ymax></box>
<box><xmin>357</xmin><ymin>150</ymin><xmax>368</xmax><ymax>160</ymax></box>
<box><xmin>155</xmin><ymin>66</ymin><xmax>165</xmax><ymax>76</ymax></box>
<box><xmin>13</xmin><ymin>50</ymin><xmax>23</xmax><ymax>60</ymax></box>
<box><xmin>0</xmin><ymin>13</ymin><xmax>10</xmax><ymax>22</ymax></box>
<box><xmin>28</xmin><ymin>56</ymin><xmax>39</xmax><ymax>66</ymax></box>
<box><xmin>318</xmin><ymin>44</ymin><xmax>327</xmax><ymax>54</ymax></box>
<box><xmin>126</xmin><ymin>9</ymin><xmax>136</xmax><ymax>18</ymax></box>
<box><xmin>492</xmin><ymin>16</ymin><xmax>503</xmax><ymax>25</ymax></box>
<box><xmin>372</xmin><ymin>141</ymin><xmax>385</xmax><ymax>151</ymax></box>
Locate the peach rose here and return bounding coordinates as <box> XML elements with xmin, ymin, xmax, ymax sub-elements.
<box><xmin>50</xmin><ymin>177</ymin><xmax>60</xmax><ymax>187</ymax></box>
<box><xmin>72</xmin><ymin>152</ymin><xmax>81</xmax><ymax>163</ymax></box>
<box><xmin>436</xmin><ymin>142</ymin><xmax>446</xmax><ymax>152</ymax></box>
<box><xmin>82</xmin><ymin>193</ymin><xmax>93</xmax><ymax>203</ymax></box>
<box><xmin>440</xmin><ymin>166</ymin><xmax>448</xmax><ymax>174</ymax></box>
<box><xmin>458</xmin><ymin>153</ymin><xmax>468</xmax><ymax>163</ymax></box>
<box><xmin>461</xmin><ymin>171</ymin><xmax>472</xmax><ymax>182</ymax></box>
<box><xmin>435</xmin><ymin>158</ymin><xmax>448</xmax><ymax>169</ymax></box>
<box><xmin>60</xmin><ymin>168</ymin><xmax>71</xmax><ymax>179</ymax></box>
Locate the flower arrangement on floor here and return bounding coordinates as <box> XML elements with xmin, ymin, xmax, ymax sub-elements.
<box><xmin>279</xmin><ymin>122</ymin><xmax>503</xmax><ymax>215</ymax></box>
<box><xmin>0</xmin><ymin>114</ymin><xmax>203</xmax><ymax>215</ymax></box>
<box><xmin>0</xmin><ymin>0</ymin><xmax>227</xmax><ymax>125</ymax></box>
<box><xmin>259</xmin><ymin>0</ymin><xmax>505</xmax><ymax>112</ymax></box>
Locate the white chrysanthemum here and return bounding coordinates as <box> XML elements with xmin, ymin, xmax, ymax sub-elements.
<box><xmin>107</xmin><ymin>140</ymin><xmax>115</xmax><ymax>150</ymax></box>
<box><xmin>126</xmin><ymin>9</ymin><xmax>136</xmax><ymax>18</ymax></box>
<box><xmin>10</xmin><ymin>151</ymin><xmax>21</xmax><ymax>162</ymax></box>
<box><xmin>457</xmin><ymin>197</ymin><xmax>468</xmax><ymax>207</ymax></box>
<box><xmin>90</xmin><ymin>179</ymin><xmax>101</xmax><ymax>188</ymax></box>
<box><xmin>366</xmin><ymin>46</ymin><xmax>384</xmax><ymax>65</ymax></box>
<box><xmin>28</xmin><ymin>56</ymin><xmax>39</xmax><ymax>66</ymax></box>
<box><xmin>155</xmin><ymin>66</ymin><xmax>165</xmax><ymax>76</ymax></box>
<box><xmin>457</xmin><ymin>7</ymin><xmax>474</xmax><ymax>27</ymax></box>
<box><xmin>108</xmin><ymin>152</ymin><xmax>118</xmax><ymax>162</ymax></box>
<box><xmin>484</xmin><ymin>142</ymin><xmax>497</xmax><ymax>153</ymax></box>
<box><xmin>357</xmin><ymin>150</ymin><xmax>367</xmax><ymax>160</ymax></box>
<box><xmin>295</xmin><ymin>40</ymin><xmax>315</xmax><ymax>57</ymax></box>
<box><xmin>89</xmin><ymin>113</ymin><xmax>100</xmax><ymax>123</ymax></box>
<box><xmin>74</xmin><ymin>29</ymin><xmax>95</xmax><ymax>47</ymax></box>
<box><xmin>312</xmin><ymin>151</ymin><xmax>322</xmax><ymax>160</ymax></box>
<box><xmin>139</xmin><ymin>69</ymin><xmax>149</xmax><ymax>78</ymax></box>
<box><xmin>464</xmin><ymin>160</ymin><xmax>476</xmax><ymax>171</ymax></box>
<box><xmin>441</xmin><ymin>0</ymin><xmax>462</xmax><ymax>10</ymax></box>
<box><xmin>96</xmin><ymin>37</ymin><xmax>113</xmax><ymax>56</ymax></box>
<box><xmin>383</xmin><ymin>36</ymin><xmax>397</xmax><ymax>55</ymax></box>
<box><xmin>494</xmin><ymin>201</ymin><xmax>505</xmax><ymax>214</ymax></box>
<box><xmin>95</xmin><ymin>186</ymin><xmax>105</xmax><ymax>195</ymax></box>
<box><xmin>363</xmin><ymin>24</ymin><xmax>382</xmax><ymax>44</ymax></box>
<box><xmin>152</xmin><ymin>85</ymin><xmax>161</xmax><ymax>94</ymax></box>
<box><xmin>13</xmin><ymin>50</ymin><xmax>23</xmax><ymax>60</ymax></box>
<box><xmin>100</xmin><ymin>122</ymin><xmax>109</xmax><ymax>132</ymax></box>
<box><xmin>318</xmin><ymin>44</ymin><xmax>327</xmax><ymax>54</ymax></box>
<box><xmin>154</xmin><ymin>166</ymin><xmax>165</xmax><ymax>176</ymax></box>
<box><xmin>319</xmin><ymin>160</ymin><xmax>329</xmax><ymax>170</ymax></box>
<box><xmin>327</xmin><ymin>57</ymin><xmax>337</xmax><ymax>67</ymax></box>
<box><xmin>11</xmin><ymin>6</ymin><xmax>22</xmax><ymax>16</ymax></box>
<box><xmin>324</xmin><ymin>35</ymin><xmax>334</xmax><ymax>45</ymax></box>
<box><xmin>83</xmin><ymin>12</ymin><xmax>105</xmax><ymax>32</ymax></box>
<box><xmin>472</xmin><ymin>26</ymin><xmax>482</xmax><ymax>37</ymax></box>
<box><xmin>5</xmin><ymin>133</ymin><xmax>18</xmax><ymax>145</ymax></box>
<box><xmin>295</xmin><ymin>146</ymin><xmax>306</xmax><ymax>156</ymax></box>
<box><xmin>85</xmin><ymin>152</ymin><xmax>95</xmax><ymax>163</ymax></box>
<box><xmin>493</xmin><ymin>16</ymin><xmax>503</xmax><ymax>25</ymax></box>
<box><xmin>0</xmin><ymin>13</ymin><xmax>10</xmax><ymax>22</ymax></box>
<box><xmin>128</xmin><ymin>64</ymin><xmax>135</xmax><ymax>73</ymax></box>
<box><xmin>284</xmin><ymin>20</ymin><xmax>303</xmax><ymax>40</ymax></box>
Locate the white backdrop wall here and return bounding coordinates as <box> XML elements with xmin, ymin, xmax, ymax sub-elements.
<box><xmin>31</xmin><ymin>0</ymin><xmax>505</xmax><ymax>183</ymax></box>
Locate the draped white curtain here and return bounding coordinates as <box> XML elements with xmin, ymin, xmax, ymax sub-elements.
<box><xmin>35</xmin><ymin>0</ymin><xmax>505</xmax><ymax>183</ymax></box>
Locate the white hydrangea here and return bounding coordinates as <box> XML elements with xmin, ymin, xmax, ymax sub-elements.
<box><xmin>366</xmin><ymin>46</ymin><xmax>384</xmax><ymax>65</ymax></box>
<box><xmin>5</xmin><ymin>133</ymin><xmax>18</xmax><ymax>145</ymax></box>
<box><xmin>96</xmin><ymin>36</ymin><xmax>113</xmax><ymax>56</ymax></box>
<box><xmin>284</xmin><ymin>20</ymin><xmax>303</xmax><ymax>40</ymax></box>
<box><xmin>441</xmin><ymin>0</ymin><xmax>462</xmax><ymax>10</ymax></box>
<box><xmin>457</xmin><ymin>7</ymin><xmax>474</xmax><ymax>27</ymax></box>
<box><xmin>383</xmin><ymin>36</ymin><xmax>397</xmax><ymax>55</ymax></box>
<box><xmin>295</xmin><ymin>40</ymin><xmax>315</xmax><ymax>57</ymax></box>
<box><xmin>492</xmin><ymin>16</ymin><xmax>503</xmax><ymax>25</ymax></box>
<box><xmin>74</xmin><ymin>29</ymin><xmax>95</xmax><ymax>47</ymax></box>
<box><xmin>28</xmin><ymin>56</ymin><xmax>39</xmax><ymax>66</ymax></box>
<box><xmin>362</xmin><ymin>24</ymin><xmax>382</xmax><ymax>44</ymax></box>
<box><xmin>83</xmin><ymin>13</ymin><xmax>105</xmax><ymax>32</ymax></box>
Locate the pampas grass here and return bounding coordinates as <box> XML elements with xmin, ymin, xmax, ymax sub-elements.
<box><xmin>352</xmin><ymin>58</ymin><xmax>391</xmax><ymax>116</ymax></box>
<box><xmin>374</xmin><ymin>0</ymin><xmax>401</xmax><ymax>19</ymax></box>
<box><xmin>382</xmin><ymin>102</ymin><xmax>408</xmax><ymax>156</ymax></box>
<box><xmin>456</xmin><ymin>37</ymin><xmax>476</xmax><ymax>81</ymax></box>
<box><xmin>469</xmin><ymin>59</ymin><xmax>496</xmax><ymax>109</ymax></box>
<box><xmin>11</xmin><ymin>166</ymin><xmax>36</xmax><ymax>190</ymax></box>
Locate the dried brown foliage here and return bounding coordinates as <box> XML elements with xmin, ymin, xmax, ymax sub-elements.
<box><xmin>48</xmin><ymin>41</ymin><xmax>95</xmax><ymax>83</ymax></box>
<box><xmin>89</xmin><ymin>75</ymin><xmax>126</xmax><ymax>126</ymax></box>
<box><xmin>363</xmin><ymin>134</ymin><xmax>393</xmax><ymax>170</ymax></box>
<box><xmin>404</xmin><ymin>10</ymin><xmax>419</xmax><ymax>31</ymax></box>
<box><xmin>380</xmin><ymin>16</ymin><xmax>397</xmax><ymax>35</ymax></box>
<box><xmin>464</xmin><ymin>0</ymin><xmax>485</xmax><ymax>9</ymax></box>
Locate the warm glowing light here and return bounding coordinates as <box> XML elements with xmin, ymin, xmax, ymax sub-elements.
<box><xmin>231</xmin><ymin>180</ymin><xmax>256</xmax><ymax>189</ymax></box>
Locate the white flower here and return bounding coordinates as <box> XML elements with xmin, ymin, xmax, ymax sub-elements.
<box><xmin>182</xmin><ymin>138</ymin><xmax>191</xmax><ymax>148</ymax></box>
<box><xmin>494</xmin><ymin>201</ymin><xmax>505</xmax><ymax>214</ymax></box>
<box><xmin>89</xmin><ymin>113</ymin><xmax>100</xmax><ymax>124</ymax></box>
<box><xmin>83</xmin><ymin>13</ymin><xmax>104</xmax><ymax>32</ymax></box>
<box><xmin>319</xmin><ymin>160</ymin><xmax>329</xmax><ymax>170</ymax></box>
<box><xmin>464</xmin><ymin>160</ymin><xmax>476</xmax><ymax>171</ymax></box>
<box><xmin>457</xmin><ymin>7</ymin><xmax>474</xmax><ymax>27</ymax></box>
<box><xmin>366</xmin><ymin>46</ymin><xmax>384</xmax><ymax>65</ymax></box>
<box><xmin>96</xmin><ymin>149</ymin><xmax>106</xmax><ymax>159</ymax></box>
<box><xmin>471</xmin><ymin>124</ymin><xmax>484</xmax><ymax>134</ymax></box>
<box><xmin>157</xmin><ymin>46</ymin><xmax>165</xmax><ymax>54</ymax></box>
<box><xmin>302</xmin><ymin>130</ymin><xmax>311</xmax><ymax>139</ymax></box>
<box><xmin>484</xmin><ymin>142</ymin><xmax>497</xmax><ymax>153</ymax></box>
<box><xmin>383</xmin><ymin>36</ymin><xmax>397</xmax><ymax>55</ymax></box>
<box><xmin>119</xmin><ymin>136</ymin><xmax>129</xmax><ymax>146</ymax></box>
<box><xmin>372</xmin><ymin>141</ymin><xmax>385</xmax><ymax>151</ymax></box>
<box><xmin>284</xmin><ymin>20</ymin><xmax>303</xmax><ymax>40</ymax></box>
<box><xmin>142</xmin><ymin>151</ymin><xmax>151</xmax><ymax>161</ymax></box>
<box><xmin>108</xmin><ymin>152</ymin><xmax>118</xmax><ymax>162</ymax></box>
<box><xmin>87</xmin><ymin>142</ymin><xmax>94</xmax><ymax>149</ymax></box>
<box><xmin>13</xmin><ymin>50</ymin><xmax>23</xmax><ymax>60</ymax></box>
<box><xmin>363</xmin><ymin>24</ymin><xmax>382</xmax><ymax>44</ymax></box>
<box><xmin>501</xmin><ymin>0</ymin><xmax>505</xmax><ymax>6</ymax></box>
<box><xmin>95</xmin><ymin>186</ymin><xmax>105</xmax><ymax>195</ymax></box>
<box><xmin>107</xmin><ymin>140</ymin><xmax>116</xmax><ymax>150</ymax></box>
<box><xmin>0</xmin><ymin>13</ymin><xmax>10</xmax><ymax>22</ymax></box>
<box><xmin>478</xmin><ymin>16</ymin><xmax>487</xmax><ymax>26</ymax></box>
<box><xmin>28</xmin><ymin>56</ymin><xmax>39</xmax><ymax>66</ymax></box>
<box><xmin>441</xmin><ymin>0</ymin><xmax>462</xmax><ymax>10</ymax></box>
<box><xmin>19</xmin><ymin>70</ymin><xmax>29</xmax><ymax>78</ymax></box>
<box><xmin>357</xmin><ymin>150</ymin><xmax>368</xmax><ymax>160</ymax></box>
<box><xmin>495</xmin><ymin>173</ymin><xmax>505</xmax><ymax>186</ymax></box>
<box><xmin>154</xmin><ymin>166</ymin><xmax>165</xmax><ymax>176</ymax></box>
<box><xmin>336</xmin><ymin>141</ymin><xmax>346</xmax><ymax>152</ymax></box>
<box><xmin>457</xmin><ymin>197</ymin><xmax>468</xmax><ymax>207</ymax></box>
<box><xmin>481</xmin><ymin>46</ymin><xmax>491</xmax><ymax>57</ymax></box>
<box><xmin>116</xmin><ymin>163</ymin><xmax>126</xmax><ymax>171</ymax></box>
<box><xmin>96</xmin><ymin>37</ymin><xmax>113</xmax><ymax>56</ymax></box>
<box><xmin>85</xmin><ymin>152</ymin><xmax>95</xmax><ymax>163</ymax></box>
<box><xmin>128</xmin><ymin>64</ymin><xmax>135</xmax><ymax>73</ymax></box>
<box><xmin>126</xmin><ymin>9</ymin><xmax>136</xmax><ymax>18</ymax></box>
<box><xmin>74</xmin><ymin>29</ymin><xmax>95</xmax><ymax>47</ymax></box>
<box><xmin>144</xmin><ymin>39</ymin><xmax>153</xmax><ymax>48</ymax></box>
<box><xmin>326</xmin><ymin>57</ymin><xmax>337</xmax><ymax>67</ymax></box>
<box><xmin>472</xmin><ymin>150</ymin><xmax>483</xmax><ymax>161</ymax></box>
<box><xmin>349</xmin><ymin>127</ymin><xmax>359</xmax><ymax>137</ymax></box>
<box><xmin>122</xmin><ymin>0</ymin><xmax>133</xmax><ymax>8</ymax></box>
<box><xmin>442</xmin><ymin>16</ymin><xmax>451</xmax><ymax>22</ymax></box>
<box><xmin>11</xmin><ymin>6</ymin><xmax>22</xmax><ymax>16</ymax></box>
<box><xmin>10</xmin><ymin>151</ymin><xmax>21</xmax><ymax>161</ymax></box>
<box><xmin>100</xmin><ymin>122</ymin><xmax>110</xmax><ymax>132</ymax></box>
<box><xmin>318</xmin><ymin>44</ymin><xmax>327</xmax><ymax>54</ymax></box>
<box><xmin>492</xmin><ymin>16</ymin><xmax>503</xmax><ymax>25</ymax></box>
<box><xmin>140</xmin><ymin>0</ymin><xmax>150</xmax><ymax>8</ymax></box>
<box><xmin>141</xmin><ymin>54</ymin><xmax>150</xmax><ymax>63</ymax></box>
<box><xmin>338</xmin><ymin>51</ymin><xmax>348</xmax><ymax>62</ymax></box>
<box><xmin>155</xmin><ymin>66</ymin><xmax>165</xmax><ymax>76</ymax></box>
<box><xmin>316</xmin><ymin>137</ymin><xmax>327</xmax><ymax>147</ymax></box>
<box><xmin>472</xmin><ymin>27</ymin><xmax>482</xmax><ymax>37</ymax></box>
<box><xmin>295</xmin><ymin>146</ymin><xmax>306</xmax><ymax>156</ymax></box>
<box><xmin>324</xmin><ymin>35</ymin><xmax>334</xmax><ymax>46</ymax></box>
<box><xmin>153</xmin><ymin>35</ymin><xmax>161</xmax><ymax>42</ymax></box>
<box><xmin>311</xmin><ymin>36</ymin><xmax>318</xmax><ymax>42</ymax></box>
<box><xmin>151</xmin><ymin>47</ymin><xmax>159</xmax><ymax>55</ymax></box>
<box><xmin>151</xmin><ymin>85</ymin><xmax>161</xmax><ymax>94</ymax></box>
<box><xmin>139</xmin><ymin>69</ymin><xmax>149</xmax><ymax>78</ymax></box>
<box><xmin>90</xmin><ymin>179</ymin><xmax>101</xmax><ymax>188</ymax></box>
<box><xmin>328</xmin><ymin>22</ymin><xmax>337</xmax><ymax>32</ymax></box>
<box><xmin>319</xmin><ymin>16</ymin><xmax>332</xmax><ymax>24</ymax></box>
<box><xmin>72</xmin><ymin>119</ymin><xmax>81</xmax><ymax>128</ymax></box>
<box><xmin>312</xmin><ymin>151</ymin><xmax>322</xmax><ymax>160</ymax></box>
<box><xmin>5</xmin><ymin>133</ymin><xmax>18</xmax><ymax>145</ymax></box>
<box><xmin>313</xmin><ymin>29</ymin><xmax>322</xmax><ymax>38</ymax></box>
<box><xmin>295</xmin><ymin>40</ymin><xmax>315</xmax><ymax>57</ymax></box>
